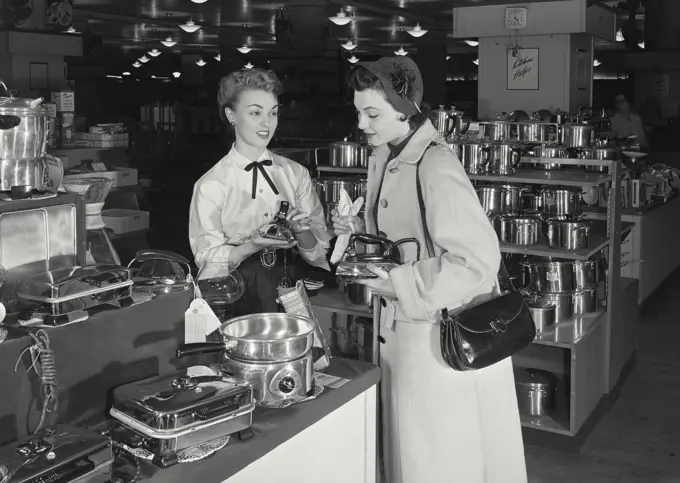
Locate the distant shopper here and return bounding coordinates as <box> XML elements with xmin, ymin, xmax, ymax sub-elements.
<box><xmin>612</xmin><ymin>93</ymin><xmax>648</xmax><ymax>148</ymax></box>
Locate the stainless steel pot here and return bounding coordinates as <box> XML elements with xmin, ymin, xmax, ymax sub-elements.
<box><xmin>523</xmin><ymin>257</ymin><xmax>576</xmax><ymax>293</ymax></box>
<box><xmin>315</xmin><ymin>177</ymin><xmax>358</xmax><ymax>202</ymax></box>
<box><xmin>355</xmin><ymin>178</ymin><xmax>367</xmax><ymax>199</ymax></box>
<box><xmin>545</xmin><ymin>219</ymin><xmax>592</xmax><ymax>251</ymax></box>
<box><xmin>514</xmin><ymin>368</ymin><xmax>556</xmax><ymax>417</ymax></box>
<box><xmin>580</xmin><ymin>148</ymin><xmax>618</xmax><ymax>173</ymax></box>
<box><xmin>540</xmin><ymin>187</ymin><xmax>583</xmax><ymax>217</ymax></box>
<box><xmin>517</xmin><ymin>122</ymin><xmax>555</xmax><ymax>144</ymax></box>
<box><xmin>447</xmin><ymin>141</ymin><xmax>463</xmax><ymax>160</ymax></box>
<box><xmin>329</xmin><ymin>138</ymin><xmax>368</xmax><ymax>168</ymax></box>
<box><xmin>479</xmin><ymin>121</ymin><xmax>517</xmax><ymax>141</ymax></box>
<box><xmin>574</xmin><ymin>260</ymin><xmax>598</xmax><ymax>289</ymax></box>
<box><xmin>573</xmin><ymin>288</ymin><xmax>598</xmax><ymax>315</ymax></box>
<box><xmin>461</xmin><ymin>141</ymin><xmax>492</xmax><ymax>174</ymax></box>
<box><xmin>476</xmin><ymin>185</ymin><xmax>503</xmax><ymax>214</ymax></box>
<box><xmin>528</xmin><ymin>301</ymin><xmax>557</xmax><ymax>333</ymax></box>
<box><xmin>559</xmin><ymin>124</ymin><xmax>595</xmax><ymax>148</ymax></box>
<box><xmin>176</xmin><ymin>313</ymin><xmax>316</xmax><ymax>363</ymax></box>
<box><xmin>489</xmin><ymin>143</ymin><xmax>522</xmax><ymax>175</ymax></box>
<box><xmin>0</xmin><ymin>154</ymin><xmax>63</xmax><ymax>193</ymax></box>
<box><xmin>501</xmin><ymin>184</ymin><xmax>527</xmax><ymax>212</ymax></box>
<box><xmin>541</xmin><ymin>292</ymin><xmax>573</xmax><ymax>322</ymax></box>
<box><xmin>522</xmin><ymin>192</ymin><xmax>543</xmax><ymax>212</ymax></box>
<box><xmin>529</xmin><ymin>145</ymin><xmax>566</xmax><ymax>171</ymax></box>
<box><xmin>499</xmin><ymin>215</ymin><xmax>540</xmax><ymax>246</ymax></box>
<box><xmin>0</xmin><ymin>94</ymin><xmax>49</xmax><ymax>160</ymax></box>
<box><xmin>345</xmin><ymin>283</ymin><xmax>373</xmax><ymax>306</ymax></box>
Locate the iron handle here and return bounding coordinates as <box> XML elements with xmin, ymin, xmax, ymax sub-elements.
<box><xmin>176</xmin><ymin>342</ymin><xmax>226</xmax><ymax>359</ymax></box>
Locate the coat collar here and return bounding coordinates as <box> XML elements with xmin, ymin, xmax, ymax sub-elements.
<box><xmin>370</xmin><ymin>119</ymin><xmax>446</xmax><ymax>166</ymax></box>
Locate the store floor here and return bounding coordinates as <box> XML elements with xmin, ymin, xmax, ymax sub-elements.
<box><xmin>526</xmin><ymin>271</ymin><xmax>680</xmax><ymax>482</ymax></box>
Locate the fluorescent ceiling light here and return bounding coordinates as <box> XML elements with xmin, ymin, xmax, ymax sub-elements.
<box><xmin>180</xmin><ymin>19</ymin><xmax>201</xmax><ymax>33</ymax></box>
<box><xmin>329</xmin><ymin>10</ymin><xmax>352</xmax><ymax>26</ymax></box>
<box><xmin>341</xmin><ymin>40</ymin><xmax>357</xmax><ymax>51</ymax></box>
<box><xmin>464</xmin><ymin>40</ymin><xmax>479</xmax><ymax>47</ymax></box>
<box><xmin>244</xmin><ymin>62</ymin><xmax>254</xmax><ymax>69</ymax></box>
<box><xmin>593</xmin><ymin>59</ymin><xmax>602</xmax><ymax>67</ymax></box>
<box><xmin>122</xmin><ymin>72</ymin><xmax>131</xmax><ymax>76</ymax></box>
<box><xmin>237</xmin><ymin>44</ymin><xmax>252</xmax><ymax>54</ymax></box>
<box><xmin>348</xmin><ymin>55</ymin><xmax>359</xmax><ymax>64</ymax></box>
<box><xmin>132</xmin><ymin>62</ymin><xmax>142</xmax><ymax>68</ymax></box>
<box><xmin>148</xmin><ymin>49</ymin><xmax>161</xmax><ymax>57</ymax></box>
<box><xmin>407</xmin><ymin>24</ymin><xmax>427</xmax><ymax>38</ymax></box>
<box><xmin>173</xmin><ymin>72</ymin><xmax>181</xmax><ymax>78</ymax></box>
<box><xmin>161</xmin><ymin>36</ymin><xmax>177</xmax><ymax>47</ymax></box>
<box><xmin>394</xmin><ymin>47</ymin><xmax>408</xmax><ymax>56</ymax></box>
<box><xmin>214</xmin><ymin>54</ymin><xmax>221</xmax><ymax>61</ymax></box>
<box><xmin>196</xmin><ymin>58</ymin><xmax>207</xmax><ymax>67</ymax></box>
<box><xmin>472</xmin><ymin>58</ymin><xmax>479</xmax><ymax>65</ymax></box>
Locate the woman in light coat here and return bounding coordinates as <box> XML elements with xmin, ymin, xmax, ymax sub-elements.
<box><xmin>332</xmin><ymin>57</ymin><xmax>527</xmax><ymax>483</ymax></box>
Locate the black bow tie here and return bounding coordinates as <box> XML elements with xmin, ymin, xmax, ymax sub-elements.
<box><xmin>244</xmin><ymin>160</ymin><xmax>279</xmax><ymax>199</ymax></box>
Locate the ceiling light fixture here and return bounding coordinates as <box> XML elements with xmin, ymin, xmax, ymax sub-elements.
<box><xmin>464</xmin><ymin>40</ymin><xmax>479</xmax><ymax>47</ymax></box>
<box><xmin>180</xmin><ymin>19</ymin><xmax>201</xmax><ymax>33</ymax></box>
<box><xmin>214</xmin><ymin>53</ymin><xmax>221</xmax><ymax>61</ymax></box>
<box><xmin>394</xmin><ymin>47</ymin><xmax>408</xmax><ymax>56</ymax></box>
<box><xmin>161</xmin><ymin>36</ymin><xmax>177</xmax><ymax>47</ymax></box>
<box><xmin>244</xmin><ymin>62</ymin><xmax>254</xmax><ymax>69</ymax></box>
<box><xmin>616</xmin><ymin>28</ymin><xmax>624</xmax><ymax>42</ymax></box>
<box><xmin>341</xmin><ymin>39</ymin><xmax>357</xmax><ymax>51</ymax></box>
<box><xmin>329</xmin><ymin>10</ymin><xmax>352</xmax><ymax>26</ymax></box>
<box><xmin>191</xmin><ymin>0</ymin><xmax>208</xmax><ymax>3</ymax></box>
<box><xmin>106</xmin><ymin>75</ymin><xmax>122</xmax><ymax>79</ymax></box>
<box><xmin>148</xmin><ymin>49</ymin><xmax>161</xmax><ymax>57</ymax></box>
<box><xmin>638</xmin><ymin>41</ymin><xmax>645</xmax><ymax>49</ymax></box>
<box><xmin>348</xmin><ymin>55</ymin><xmax>359</xmax><ymax>64</ymax></box>
<box><xmin>446</xmin><ymin>55</ymin><xmax>451</xmax><ymax>60</ymax></box>
<box><xmin>139</xmin><ymin>55</ymin><xmax>150</xmax><ymax>63</ymax></box>
<box><xmin>122</xmin><ymin>72</ymin><xmax>131</xmax><ymax>76</ymax></box>
<box><xmin>196</xmin><ymin>58</ymin><xmax>207</xmax><ymax>67</ymax></box>
<box><xmin>132</xmin><ymin>62</ymin><xmax>142</xmax><ymax>68</ymax></box>
<box><xmin>407</xmin><ymin>23</ymin><xmax>427</xmax><ymax>38</ymax></box>
<box><xmin>237</xmin><ymin>44</ymin><xmax>252</xmax><ymax>54</ymax></box>
<box><xmin>593</xmin><ymin>59</ymin><xmax>602</xmax><ymax>67</ymax></box>
<box><xmin>173</xmin><ymin>72</ymin><xmax>181</xmax><ymax>78</ymax></box>
<box><xmin>472</xmin><ymin>58</ymin><xmax>479</xmax><ymax>65</ymax></box>
<box><xmin>66</xmin><ymin>26</ymin><xmax>77</xmax><ymax>33</ymax></box>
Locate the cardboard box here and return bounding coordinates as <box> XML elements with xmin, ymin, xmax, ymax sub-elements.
<box><xmin>50</xmin><ymin>91</ymin><xmax>75</xmax><ymax>112</ymax></box>
<box><xmin>102</xmin><ymin>209</ymin><xmax>149</xmax><ymax>235</ymax></box>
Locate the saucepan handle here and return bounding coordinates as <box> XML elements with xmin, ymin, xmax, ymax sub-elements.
<box><xmin>350</xmin><ymin>233</ymin><xmax>390</xmax><ymax>253</ymax></box>
<box><xmin>176</xmin><ymin>342</ymin><xmax>226</xmax><ymax>359</ymax></box>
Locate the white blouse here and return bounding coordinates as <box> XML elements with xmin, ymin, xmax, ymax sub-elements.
<box><xmin>189</xmin><ymin>146</ymin><xmax>331</xmax><ymax>271</ymax></box>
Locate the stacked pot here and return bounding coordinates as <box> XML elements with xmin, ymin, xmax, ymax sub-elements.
<box><xmin>316</xmin><ymin>177</ymin><xmax>366</xmax><ymax>226</ymax></box>
<box><xmin>0</xmin><ymin>92</ymin><xmax>63</xmax><ymax>198</ymax></box>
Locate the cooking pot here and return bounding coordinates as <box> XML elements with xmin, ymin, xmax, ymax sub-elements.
<box><xmin>0</xmin><ymin>154</ymin><xmax>63</xmax><ymax>194</ymax></box>
<box><xmin>345</xmin><ymin>283</ymin><xmax>373</xmax><ymax>306</ymax></box>
<box><xmin>579</xmin><ymin>148</ymin><xmax>619</xmax><ymax>173</ymax></box>
<box><xmin>489</xmin><ymin>143</ymin><xmax>522</xmax><ymax>175</ymax></box>
<box><xmin>315</xmin><ymin>177</ymin><xmax>358</xmax><ymax>202</ymax></box>
<box><xmin>500</xmin><ymin>184</ymin><xmax>527</xmax><ymax>211</ymax></box>
<box><xmin>0</xmin><ymin>91</ymin><xmax>49</xmax><ymax>160</ymax></box>
<box><xmin>514</xmin><ymin>368</ymin><xmax>556</xmax><ymax>417</ymax></box>
<box><xmin>336</xmin><ymin>233</ymin><xmax>420</xmax><ymax>282</ymax></box>
<box><xmin>574</xmin><ymin>259</ymin><xmax>598</xmax><ymax>289</ymax></box>
<box><xmin>522</xmin><ymin>257</ymin><xmax>576</xmax><ymax>293</ymax></box>
<box><xmin>176</xmin><ymin>313</ymin><xmax>316</xmax><ymax>362</ymax></box>
<box><xmin>517</xmin><ymin>122</ymin><xmax>556</xmax><ymax>144</ymax></box>
<box><xmin>573</xmin><ymin>288</ymin><xmax>598</xmax><ymax>315</ymax></box>
<box><xmin>528</xmin><ymin>300</ymin><xmax>557</xmax><ymax>333</ymax></box>
<box><xmin>479</xmin><ymin>121</ymin><xmax>517</xmax><ymax>141</ymax></box>
<box><xmin>529</xmin><ymin>145</ymin><xmax>566</xmax><ymax>171</ymax></box>
<box><xmin>545</xmin><ymin>219</ymin><xmax>592</xmax><ymax>251</ymax></box>
<box><xmin>522</xmin><ymin>192</ymin><xmax>543</xmax><ymax>212</ymax></box>
<box><xmin>499</xmin><ymin>215</ymin><xmax>540</xmax><ymax>246</ymax></box>
<box><xmin>540</xmin><ymin>187</ymin><xmax>583</xmax><ymax>217</ymax></box>
<box><xmin>540</xmin><ymin>292</ymin><xmax>574</xmax><ymax>322</ymax></box>
<box><xmin>328</xmin><ymin>138</ymin><xmax>369</xmax><ymax>168</ymax></box>
<box><xmin>127</xmin><ymin>249</ymin><xmax>193</xmax><ymax>294</ymax></box>
<box><xmin>430</xmin><ymin>105</ymin><xmax>458</xmax><ymax>139</ymax></box>
<box><xmin>559</xmin><ymin>124</ymin><xmax>594</xmax><ymax>148</ymax></box>
<box><xmin>476</xmin><ymin>185</ymin><xmax>504</xmax><ymax>214</ymax></box>
<box><xmin>461</xmin><ymin>141</ymin><xmax>492</xmax><ymax>174</ymax></box>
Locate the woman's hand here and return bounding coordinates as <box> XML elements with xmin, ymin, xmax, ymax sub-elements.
<box><xmin>331</xmin><ymin>209</ymin><xmax>365</xmax><ymax>236</ymax></box>
<box><xmin>286</xmin><ymin>207</ymin><xmax>313</xmax><ymax>234</ymax></box>
<box><xmin>250</xmin><ymin>234</ymin><xmax>297</xmax><ymax>250</ymax></box>
<box><xmin>357</xmin><ymin>264</ymin><xmax>396</xmax><ymax>298</ymax></box>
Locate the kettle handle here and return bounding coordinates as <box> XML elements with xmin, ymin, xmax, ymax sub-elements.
<box><xmin>350</xmin><ymin>233</ymin><xmax>391</xmax><ymax>253</ymax></box>
<box><xmin>394</xmin><ymin>237</ymin><xmax>421</xmax><ymax>261</ymax></box>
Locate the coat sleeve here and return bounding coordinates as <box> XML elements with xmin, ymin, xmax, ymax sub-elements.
<box><xmin>389</xmin><ymin>147</ymin><xmax>501</xmax><ymax>321</ymax></box>
<box><xmin>294</xmin><ymin>167</ymin><xmax>331</xmax><ymax>270</ymax></box>
<box><xmin>188</xmin><ymin>179</ymin><xmax>236</xmax><ymax>270</ymax></box>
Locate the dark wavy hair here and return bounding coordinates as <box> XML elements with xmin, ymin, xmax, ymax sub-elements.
<box><xmin>217</xmin><ymin>68</ymin><xmax>283</xmax><ymax>123</ymax></box>
<box><xmin>346</xmin><ymin>65</ymin><xmax>428</xmax><ymax>129</ymax></box>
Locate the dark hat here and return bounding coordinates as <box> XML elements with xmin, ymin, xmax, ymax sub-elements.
<box><xmin>357</xmin><ymin>57</ymin><xmax>424</xmax><ymax>116</ymax></box>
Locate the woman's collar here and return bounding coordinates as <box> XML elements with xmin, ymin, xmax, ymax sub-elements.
<box><xmin>380</xmin><ymin>119</ymin><xmax>441</xmax><ymax>165</ymax></box>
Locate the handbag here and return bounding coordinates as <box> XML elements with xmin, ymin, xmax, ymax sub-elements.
<box><xmin>415</xmin><ymin>153</ymin><xmax>536</xmax><ymax>371</ymax></box>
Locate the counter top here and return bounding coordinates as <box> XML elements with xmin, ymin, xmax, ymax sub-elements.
<box><xmin>143</xmin><ymin>358</ymin><xmax>380</xmax><ymax>482</ymax></box>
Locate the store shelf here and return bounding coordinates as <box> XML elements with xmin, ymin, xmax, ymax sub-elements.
<box><xmin>468</xmin><ymin>169</ymin><xmax>610</xmax><ymax>187</ymax></box>
<box><xmin>316</xmin><ymin>166</ymin><xmax>368</xmax><ymax>174</ymax></box>
<box><xmin>310</xmin><ymin>288</ymin><xmax>371</xmax><ymax>317</ymax></box>
<box><xmin>520</xmin><ymin>411</ymin><xmax>571</xmax><ymax>435</ymax></box>
<box><xmin>533</xmin><ymin>311</ymin><xmax>606</xmax><ymax>349</ymax></box>
<box><xmin>521</xmin><ymin>156</ymin><xmax>613</xmax><ymax>168</ymax></box>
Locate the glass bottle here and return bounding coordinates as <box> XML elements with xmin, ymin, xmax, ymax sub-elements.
<box><xmin>196</xmin><ymin>261</ymin><xmax>245</xmax><ymax>322</ymax></box>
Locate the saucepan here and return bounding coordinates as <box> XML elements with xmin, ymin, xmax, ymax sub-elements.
<box><xmin>176</xmin><ymin>313</ymin><xmax>316</xmax><ymax>363</ymax></box>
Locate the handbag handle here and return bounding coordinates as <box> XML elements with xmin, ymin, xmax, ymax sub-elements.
<box><xmin>415</xmin><ymin>147</ymin><xmax>515</xmax><ymax>293</ymax></box>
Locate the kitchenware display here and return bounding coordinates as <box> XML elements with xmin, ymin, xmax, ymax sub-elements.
<box><xmin>539</xmin><ymin>292</ymin><xmax>573</xmax><ymax>322</ymax></box>
<box><xmin>527</xmin><ymin>299</ymin><xmax>557</xmax><ymax>333</ymax></box>
<box><xmin>500</xmin><ymin>184</ymin><xmax>527</xmax><ymax>212</ymax></box>
<box><xmin>573</xmin><ymin>288</ymin><xmax>598</xmax><ymax>314</ymax></box>
<box><xmin>447</xmin><ymin>141</ymin><xmax>463</xmax><ymax>160</ymax></box>
<box><xmin>580</xmin><ymin>148</ymin><xmax>619</xmax><ymax>173</ymax></box>
<box><xmin>460</xmin><ymin>141</ymin><xmax>493</xmax><ymax>174</ymax></box>
<box><xmin>62</xmin><ymin>176</ymin><xmax>120</xmax><ymax>265</ymax></box>
<box><xmin>431</xmin><ymin>105</ymin><xmax>456</xmax><ymax>139</ymax></box>
<box><xmin>476</xmin><ymin>185</ymin><xmax>504</xmax><ymax>214</ymax></box>
<box><xmin>344</xmin><ymin>282</ymin><xmax>373</xmax><ymax>306</ymax></box>
<box><xmin>0</xmin><ymin>155</ymin><xmax>63</xmax><ymax>195</ymax></box>
<box><xmin>540</xmin><ymin>187</ymin><xmax>583</xmax><ymax>217</ymax></box>
<box><xmin>258</xmin><ymin>200</ymin><xmax>296</xmax><ymax>244</ymax></box>
<box><xmin>17</xmin><ymin>264</ymin><xmax>133</xmax><ymax>324</ymax></box>
<box><xmin>545</xmin><ymin>219</ymin><xmax>592</xmax><ymax>251</ymax></box>
<box><xmin>574</xmin><ymin>259</ymin><xmax>598</xmax><ymax>289</ymax></box>
<box><xmin>514</xmin><ymin>368</ymin><xmax>556</xmax><ymax>417</ymax></box>
<box><xmin>517</xmin><ymin>122</ymin><xmax>556</xmax><ymax>144</ymax></box>
<box><xmin>559</xmin><ymin>124</ymin><xmax>595</xmax><ymax>148</ymax></box>
<box><xmin>522</xmin><ymin>257</ymin><xmax>577</xmax><ymax>294</ymax></box>
<box><xmin>355</xmin><ymin>178</ymin><xmax>367</xmax><ymax>199</ymax></box>
<box><xmin>335</xmin><ymin>233</ymin><xmax>420</xmax><ymax>283</ymax></box>
<box><xmin>177</xmin><ymin>313</ymin><xmax>316</xmax><ymax>363</ymax></box>
<box><xmin>522</xmin><ymin>192</ymin><xmax>543</xmax><ymax>212</ymax></box>
<box><xmin>128</xmin><ymin>249</ymin><xmax>194</xmax><ymax>294</ymax></box>
<box><xmin>328</xmin><ymin>138</ymin><xmax>369</xmax><ymax>168</ymax></box>
<box><xmin>498</xmin><ymin>214</ymin><xmax>541</xmax><ymax>246</ymax></box>
<box><xmin>528</xmin><ymin>145</ymin><xmax>566</xmax><ymax>171</ymax></box>
<box><xmin>489</xmin><ymin>143</ymin><xmax>523</xmax><ymax>175</ymax></box>
<box><xmin>109</xmin><ymin>368</ymin><xmax>254</xmax><ymax>468</ymax></box>
<box><xmin>0</xmin><ymin>87</ymin><xmax>49</xmax><ymax>160</ymax></box>
<box><xmin>507</xmin><ymin>110</ymin><xmax>531</xmax><ymax>122</ymax></box>
<box><xmin>479</xmin><ymin>121</ymin><xmax>516</xmax><ymax>141</ymax></box>
<box><xmin>315</xmin><ymin>178</ymin><xmax>358</xmax><ymax>202</ymax></box>
<box><xmin>0</xmin><ymin>425</ymin><xmax>114</xmax><ymax>483</ymax></box>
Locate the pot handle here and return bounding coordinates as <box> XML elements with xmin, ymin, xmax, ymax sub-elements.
<box><xmin>0</xmin><ymin>115</ymin><xmax>20</xmax><ymax>131</ymax></box>
<box><xmin>481</xmin><ymin>147</ymin><xmax>491</xmax><ymax>170</ymax></box>
<box><xmin>40</xmin><ymin>154</ymin><xmax>63</xmax><ymax>193</ymax></box>
<box><xmin>176</xmin><ymin>342</ymin><xmax>226</xmax><ymax>359</ymax></box>
<box><xmin>394</xmin><ymin>237</ymin><xmax>421</xmax><ymax>261</ymax></box>
<box><xmin>350</xmin><ymin>233</ymin><xmax>391</xmax><ymax>253</ymax></box>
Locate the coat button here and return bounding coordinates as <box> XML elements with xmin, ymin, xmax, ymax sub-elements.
<box><xmin>380</xmin><ymin>199</ymin><xmax>388</xmax><ymax>208</ymax></box>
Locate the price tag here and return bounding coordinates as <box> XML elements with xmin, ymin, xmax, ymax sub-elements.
<box><xmin>184</xmin><ymin>298</ymin><xmax>221</xmax><ymax>343</ymax></box>
<box><xmin>314</xmin><ymin>372</ymin><xmax>350</xmax><ymax>389</ymax></box>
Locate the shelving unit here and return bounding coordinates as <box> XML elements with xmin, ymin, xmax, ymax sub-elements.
<box><xmin>468</xmin><ymin>168</ymin><xmax>611</xmax><ymax>187</ymax></box>
<box><xmin>316</xmin><ymin>166</ymin><xmax>368</xmax><ymax>175</ymax></box>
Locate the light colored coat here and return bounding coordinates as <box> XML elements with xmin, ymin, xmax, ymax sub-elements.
<box><xmin>366</xmin><ymin>120</ymin><xmax>527</xmax><ymax>483</ymax></box>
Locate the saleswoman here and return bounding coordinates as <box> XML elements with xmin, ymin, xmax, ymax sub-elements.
<box><xmin>189</xmin><ymin>68</ymin><xmax>330</xmax><ymax>314</ymax></box>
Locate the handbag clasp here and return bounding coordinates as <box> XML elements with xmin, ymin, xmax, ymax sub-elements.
<box><xmin>490</xmin><ymin>319</ymin><xmax>508</xmax><ymax>333</ymax></box>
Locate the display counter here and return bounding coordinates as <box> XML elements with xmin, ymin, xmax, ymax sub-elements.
<box><xmin>0</xmin><ymin>290</ymin><xmax>379</xmax><ymax>483</ymax></box>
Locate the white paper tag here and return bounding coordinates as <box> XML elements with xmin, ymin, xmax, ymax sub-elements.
<box><xmin>187</xmin><ymin>365</ymin><xmax>218</xmax><ymax>377</ymax></box>
<box><xmin>314</xmin><ymin>372</ymin><xmax>350</xmax><ymax>389</ymax></box>
<box><xmin>184</xmin><ymin>298</ymin><xmax>222</xmax><ymax>343</ymax></box>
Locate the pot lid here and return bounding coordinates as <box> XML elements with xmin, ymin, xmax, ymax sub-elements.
<box><xmin>330</xmin><ymin>137</ymin><xmax>358</xmax><ymax>148</ymax></box>
<box><xmin>514</xmin><ymin>368</ymin><xmax>554</xmax><ymax>389</ymax></box>
<box><xmin>0</xmin><ymin>95</ymin><xmax>46</xmax><ymax>115</ymax></box>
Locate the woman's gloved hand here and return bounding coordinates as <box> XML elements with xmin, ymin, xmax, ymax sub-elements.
<box><xmin>331</xmin><ymin>208</ymin><xmax>365</xmax><ymax>236</ymax></box>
